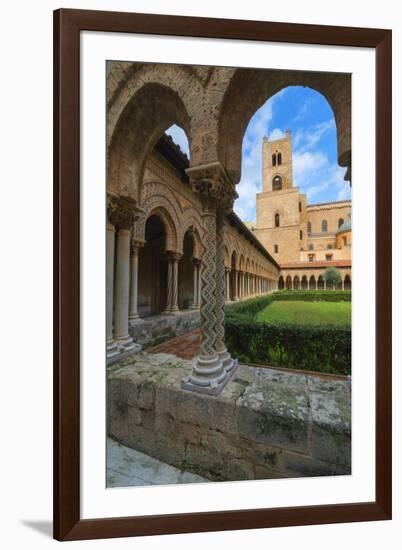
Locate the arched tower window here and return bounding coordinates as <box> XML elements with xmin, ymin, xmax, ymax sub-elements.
<box><xmin>275</xmin><ymin>213</ymin><xmax>280</xmax><ymax>227</ymax></box>
<box><xmin>278</xmin><ymin>152</ymin><xmax>282</xmax><ymax>165</ymax></box>
<box><xmin>272</xmin><ymin>175</ymin><xmax>282</xmax><ymax>191</ymax></box>
<box><xmin>338</xmin><ymin>218</ymin><xmax>344</xmax><ymax>228</ymax></box>
<box><xmin>272</xmin><ymin>153</ymin><xmax>277</xmax><ymax>166</ymax></box>
<box><xmin>307</xmin><ymin>221</ymin><xmax>312</xmax><ymax>234</ymax></box>
<box><xmin>322</xmin><ymin>219</ymin><xmax>328</xmax><ymax>233</ymax></box>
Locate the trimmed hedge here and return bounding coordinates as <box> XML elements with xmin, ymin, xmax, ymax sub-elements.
<box><xmin>272</xmin><ymin>290</ymin><xmax>351</xmax><ymax>302</ymax></box>
<box><xmin>225</xmin><ymin>292</ymin><xmax>351</xmax><ymax>375</ymax></box>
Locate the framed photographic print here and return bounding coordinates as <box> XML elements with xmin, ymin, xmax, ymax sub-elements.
<box><xmin>53</xmin><ymin>8</ymin><xmax>392</xmax><ymax>541</ymax></box>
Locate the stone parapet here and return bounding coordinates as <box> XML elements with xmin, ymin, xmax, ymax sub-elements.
<box><xmin>108</xmin><ymin>354</ymin><xmax>351</xmax><ymax>481</ymax></box>
<box><xmin>128</xmin><ymin>310</ymin><xmax>200</xmax><ymax>349</ymax></box>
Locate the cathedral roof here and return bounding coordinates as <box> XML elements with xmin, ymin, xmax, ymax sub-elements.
<box><xmin>337</xmin><ymin>218</ymin><xmax>352</xmax><ymax>233</ymax></box>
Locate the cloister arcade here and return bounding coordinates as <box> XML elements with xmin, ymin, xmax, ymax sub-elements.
<box><xmin>106</xmin><ymin>61</ymin><xmax>351</xmax><ymax>395</ymax></box>
<box><xmin>278</xmin><ymin>271</ymin><xmax>352</xmax><ymax>291</ymax></box>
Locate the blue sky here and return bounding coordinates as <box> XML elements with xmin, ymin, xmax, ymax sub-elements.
<box><xmin>166</xmin><ymin>86</ymin><xmax>351</xmax><ymax>222</ymax></box>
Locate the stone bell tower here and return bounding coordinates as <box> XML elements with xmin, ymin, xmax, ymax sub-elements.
<box><xmin>262</xmin><ymin>129</ymin><xmax>294</xmax><ymax>192</ymax></box>
<box><xmin>256</xmin><ymin>130</ymin><xmax>307</xmax><ymax>263</ymax></box>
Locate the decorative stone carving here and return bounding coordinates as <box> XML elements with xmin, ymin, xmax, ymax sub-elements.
<box><xmin>182</xmin><ymin>162</ymin><xmax>238</xmax><ymax>395</ymax></box>
<box><xmin>107</xmin><ymin>192</ymin><xmax>144</xmax><ymax>229</ymax></box>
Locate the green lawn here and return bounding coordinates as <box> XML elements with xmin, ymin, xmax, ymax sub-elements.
<box><xmin>256</xmin><ymin>300</ymin><xmax>351</xmax><ymax>326</ymax></box>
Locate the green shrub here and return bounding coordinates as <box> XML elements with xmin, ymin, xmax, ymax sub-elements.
<box><xmin>272</xmin><ymin>290</ymin><xmax>351</xmax><ymax>302</ymax></box>
<box><xmin>224</xmin><ymin>291</ymin><xmax>351</xmax><ymax>375</ymax></box>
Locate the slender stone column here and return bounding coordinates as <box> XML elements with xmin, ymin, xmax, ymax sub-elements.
<box><xmin>114</xmin><ymin>228</ymin><xmax>137</xmax><ymax>351</ymax></box>
<box><xmin>129</xmin><ymin>240</ymin><xmax>142</xmax><ymax>322</ymax></box>
<box><xmin>170</xmin><ymin>252</ymin><xmax>182</xmax><ymax>312</ymax></box>
<box><xmin>164</xmin><ymin>252</ymin><xmax>182</xmax><ymax>313</ymax></box>
<box><xmin>197</xmin><ymin>263</ymin><xmax>201</xmax><ymax>307</ymax></box>
<box><xmin>164</xmin><ymin>258</ymin><xmax>173</xmax><ymax>314</ymax></box>
<box><xmin>106</xmin><ymin>223</ymin><xmax>118</xmax><ymax>359</ymax></box>
<box><xmin>225</xmin><ymin>267</ymin><xmax>231</xmax><ymax>302</ymax></box>
<box><xmin>324</xmin><ymin>280</ymin><xmax>327</xmax><ymax>290</ymax></box>
<box><xmin>342</xmin><ymin>279</ymin><xmax>345</xmax><ymax>291</ymax></box>
<box><xmin>182</xmin><ymin>162</ymin><xmax>237</xmax><ymax>395</ymax></box>
<box><xmin>190</xmin><ymin>258</ymin><xmax>201</xmax><ymax>309</ymax></box>
<box><xmin>107</xmin><ymin>193</ymin><xmax>144</xmax><ymax>356</ymax></box>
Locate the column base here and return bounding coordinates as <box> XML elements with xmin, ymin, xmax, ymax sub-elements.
<box><xmin>128</xmin><ymin>313</ymin><xmax>140</xmax><ymax>322</ymax></box>
<box><xmin>106</xmin><ymin>339</ymin><xmax>119</xmax><ymax>360</ymax></box>
<box><xmin>217</xmin><ymin>347</ymin><xmax>239</xmax><ymax>374</ymax></box>
<box><xmin>181</xmin><ymin>353</ymin><xmax>237</xmax><ymax>396</ymax></box>
<box><xmin>115</xmin><ymin>335</ymin><xmax>141</xmax><ymax>354</ymax></box>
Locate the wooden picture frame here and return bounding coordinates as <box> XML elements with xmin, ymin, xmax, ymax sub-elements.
<box><xmin>53</xmin><ymin>8</ymin><xmax>392</xmax><ymax>541</ymax></box>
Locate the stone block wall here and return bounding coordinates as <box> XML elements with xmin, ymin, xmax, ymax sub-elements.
<box><xmin>108</xmin><ymin>353</ymin><xmax>351</xmax><ymax>482</ymax></box>
<box><xmin>128</xmin><ymin>310</ymin><xmax>200</xmax><ymax>349</ymax></box>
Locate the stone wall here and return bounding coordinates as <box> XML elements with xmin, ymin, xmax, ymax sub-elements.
<box><xmin>128</xmin><ymin>310</ymin><xmax>200</xmax><ymax>349</ymax></box>
<box><xmin>108</xmin><ymin>353</ymin><xmax>351</xmax><ymax>481</ymax></box>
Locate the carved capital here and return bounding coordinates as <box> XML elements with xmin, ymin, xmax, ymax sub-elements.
<box><xmin>192</xmin><ymin>258</ymin><xmax>202</xmax><ymax>268</ymax></box>
<box><xmin>186</xmin><ymin>162</ymin><xmax>238</xmax><ymax>213</ymax></box>
<box><xmin>130</xmin><ymin>239</ymin><xmax>144</xmax><ymax>256</ymax></box>
<box><xmin>107</xmin><ymin>192</ymin><xmax>145</xmax><ymax>229</ymax></box>
<box><xmin>166</xmin><ymin>251</ymin><xmax>183</xmax><ymax>263</ymax></box>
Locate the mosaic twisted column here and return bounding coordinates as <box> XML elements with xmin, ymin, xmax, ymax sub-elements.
<box><xmin>182</xmin><ymin>161</ymin><xmax>238</xmax><ymax>395</ymax></box>
<box><xmin>169</xmin><ymin>252</ymin><xmax>181</xmax><ymax>312</ymax></box>
<box><xmin>215</xmin><ymin>206</ymin><xmax>237</xmax><ymax>373</ymax></box>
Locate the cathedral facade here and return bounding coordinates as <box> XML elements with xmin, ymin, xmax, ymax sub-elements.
<box><xmin>254</xmin><ymin>131</ymin><xmax>352</xmax><ymax>290</ymax></box>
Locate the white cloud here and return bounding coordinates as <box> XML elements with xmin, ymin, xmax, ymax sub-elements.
<box><xmin>165</xmin><ymin>124</ymin><xmax>190</xmax><ymax>157</ymax></box>
<box><xmin>293</xmin><ymin>119</ymin><xmax>334</xmax><ymax>151</ymax></box>
<box><xmin>293</xmin><ymin>151</ymin><xmax>327</xmax><ymax>181</ymax></box>
<box><xmin>268</xmin><ymin>128</ymin><xmax>286</xmax><ymax>141</ymax></box>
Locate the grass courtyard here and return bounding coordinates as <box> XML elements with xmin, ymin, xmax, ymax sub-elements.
<box><xmin>256</xmin><ymin>300</ymin><xmax>351</xmax><ymax>326</ymax></box>
<box><xmin>225</xmin><ymin>291</ymin><xmax>352</xmax><ymax>375</ymax></box>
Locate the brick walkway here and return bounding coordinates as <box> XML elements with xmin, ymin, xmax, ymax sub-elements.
<box><xmin>148</xmin><ymin>328</ymin><xmax>200</xmax><ymax>359</ymax></box>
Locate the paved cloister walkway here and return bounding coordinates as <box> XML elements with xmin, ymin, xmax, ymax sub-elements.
<box><xmin>107</xmin><ymin>437</ymin><xmax>208</xmax><ymax>487</ymax></box>
<box><xmin>147</xmin><ymin>328</ymin><xmax>200</xmax><ymax>359</ymax></box>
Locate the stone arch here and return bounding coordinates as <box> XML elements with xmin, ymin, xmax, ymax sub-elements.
<box><xmin>317</xmin><ymin>275</ymin><xmax>325</xmax><ymax>290</ymax></box>
<box><xmin>285</xmin><ymin>275</ymin><xmax>292</xmax><ymax>290</ymax></box>
<box><xmin>141</xmin><ymin>205</ymin><xmax>178</xmax><ymax>253</ymax></box>
<box><xmin>309</xmin><ymin>275</ymin><xmax>316</xmax><ymax>290</ymax></box>
<box><xmin>136</xmin><ymin>182</ymin><xmax>182</xmax><ymax>251</ymax></box>
<box><xmin>218</xmin><ymin>70</ymin><xmax>350</xmax><ymax>184</ymax></box>
<box><xmin>180</xmin><ymin>209</ymin><xmax>203</xmax><ymax>259</ymax></box>
<box><xmin>108</xmin><ymin>82</ymin><xmax>191</xmax><ymax>200</ymax></box>
<box><xmin>344</xmin><ymin>274</ymin><xmax>352</xmax><ymax>290</ymax></box>
<box><xmin>301</xmin><ymin>275</ymin><xmax>308</xmax><ymax>290</ymax></box>
<box><xmin>278</xmin><ymin>275</ymin><xmax>285</xmax><ymax>290</ymax></box>
<box><xmin>239</xmin><ymin>254</ymin><xmax>245</xmax><ymax>271</ymax></box>
<box><xmin>294</xmin><ymin>275</ymin><xmax>300</xmax><ymax>290</ymax></box>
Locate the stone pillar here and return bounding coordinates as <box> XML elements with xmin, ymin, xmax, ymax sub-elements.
<box><xmin>324</xmin><ymin>280</ymin><xmax>327</xmax><ymax>290</ymax></box>
<box><xmin>164</xmin><ymin>251</ymin><xmax>182</xmax><ymax>313</ymax></box>
<box><xmin>182</xmin><ymin>162</ymin><xmax>238</xmax><ymax>395</ymax></box>
<box><xmin>197</xmin><ymin>263</ymin><xmax>202</xmax><ymax>307</ymax></box>
<box><xmin>342</xmin><ymin>279</ymin><xmax>345</xmax><ymax>291</ymax></box>
<box><xmin>233</xmin><ymin>270</ymin><xmax>238</xmax><ymax>301</ymax></box>
<box><xmin>114</xmin><ymin>228</ymin><xmax>137</xmax><ymax>351</ymax></box>
<box><xmin>106</xmin><ymin>223</ymin><xmax>118</xmax><ymax>359</ymax></box>
<box><xmin>225</xmin><ymin>267</ymin><xmax>231</xmax><ymax>302</ymax></box>
<box><xmin>191</xmin><ymin>259</ymin><xmax>201</xmax><ymax>308</ymax></box>
<box><xmin>215</xmin><ymin>204</ymin><xmax>237</xmax><ymax>374</ymax></box>
<box><xmin>107</xmin><ymin>193</ymin><xmax>143</xmax><ymax>356</ymax></box>
<box><xmin>128</xmin><ymin>240</ymin><xmax>142</xmax><ymax>322</ymax></box>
